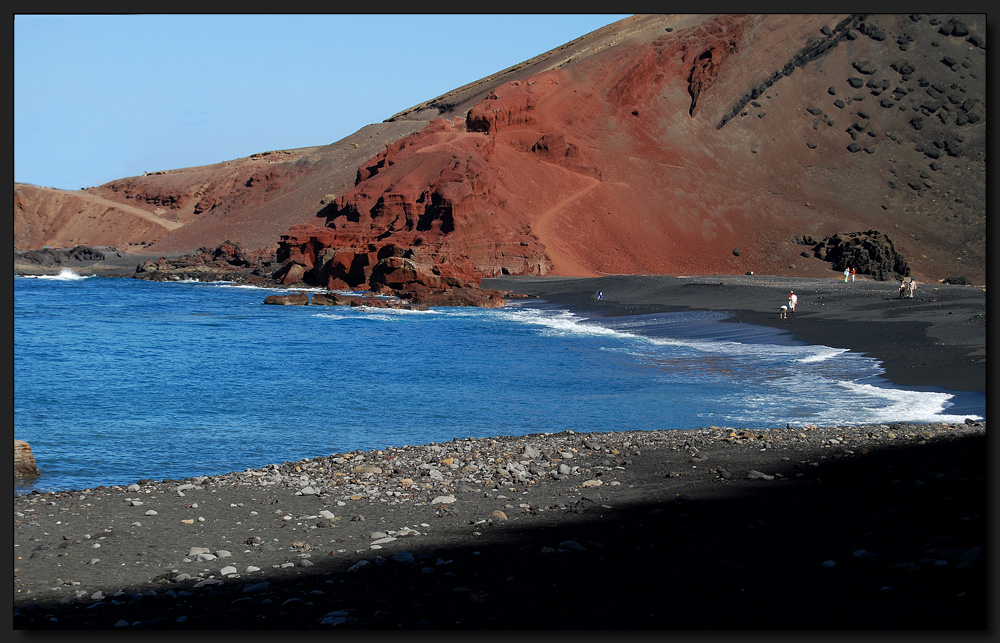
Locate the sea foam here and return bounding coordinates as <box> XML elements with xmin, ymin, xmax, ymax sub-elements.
<box><xmin>29</xmin><ymin>268</ymin><xmax>91</xmax><ymax>280</ymax></box>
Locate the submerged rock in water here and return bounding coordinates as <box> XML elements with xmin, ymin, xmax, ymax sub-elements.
<box><xmin>263</xmin><ymin>293</ymin><xmax>309</xmax><ymax>305</ymax></box>
<box><xmin>265</xmin><ymin>286</ymin><xmax>505</xmax><ymax>309</ymax></box>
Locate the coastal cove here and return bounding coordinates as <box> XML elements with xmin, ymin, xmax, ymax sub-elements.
<box><xmin>13</xmin><ymin>10</ymin><xmax>988</xmax><ymax>630</ymax></box>
<box><xmin>13</xmin><ymin>271</ymin><xmax>987</xmax><ymax>630</ymax></box>
<box><xmin>14</xmin><ymin>273</ymin><xmax>984</xmax><ymax>495</ymax></box>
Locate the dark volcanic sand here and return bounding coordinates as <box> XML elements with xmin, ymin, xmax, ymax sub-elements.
<box><xmin>13</xmin><ymin>275</ymin><xmax>988</xmax><ymax>631</ymax></box>
<box><xmin>485</xmin><ymin>274</ymin><xmax>987</xmax><ymax>394</ymax></box>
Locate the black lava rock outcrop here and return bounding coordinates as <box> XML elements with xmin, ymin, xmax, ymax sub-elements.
<box><xmin>14</xmin><ymin>245</ymin><xmax>109</xmax><ymax>268</ymax></box>
<box><xmin>134</xmin><ymin>241</ymin><xmax>278</xmax><ymax>284</ymax></box>
<box><xmin>807</xmin><ymin>229</ymin><xmax>910</xmax><ymax>281</ymax></box>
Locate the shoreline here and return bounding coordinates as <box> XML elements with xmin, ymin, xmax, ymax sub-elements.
<box><xmin>483</xmin><ymin>274</ymin><xmax>987</xmax><ymax>394</ymax></box>
<box><xmin>15</xmin><ymin>262</ymin><xmax>987</xmax><ymax>394</ymax></box>
<box><xmin>14</xmin><ymin>271</ymin><xmax>988</xmax><ymax>630</ymax></box>
<box><xmin>14</xmin><ymin>420</ymin><xmax>987</xmax><ymax>630</ymax></box>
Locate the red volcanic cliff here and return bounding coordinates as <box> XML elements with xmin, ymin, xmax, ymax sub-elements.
<box><xmin>273</xmin><ymin>13</ymin><xmax>985</xmax><ymax>287</ymax></box>
<box><xmin>14</xmin><ymin>14</ymin><xmax>987</xmax><ymax>286</ymax></box>
<box><xmin>274</xmin><ymin>115</ymin><xmax>554</xmax><ymax>290</ymax></box>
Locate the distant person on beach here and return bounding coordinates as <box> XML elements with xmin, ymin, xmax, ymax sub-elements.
<box><xmin>907</xmin><ymin>279</ymin><xmax>917</xmax><ymax>298</ymax></box>
<box><xmin>779</xmin><ymin>304</ymin><xmax>788</xmax><ymax>319</ymax></box>
<box><xmin>851</xmin><ymin>268</ymin><xmax>856</xmax><ymax>282</ymax></box>
<box><xmin>844</xmin><ymin>267</ymin><xmax>851</xmax><ymax>282</ymax></box>
<box><xmin>788</xmin><ymin>291</ymin><xmax>797</xmax><ymax>313</ymax></box>
<box><xmin>597</xmin><ymin>291</ymin><xmax>603</xmax><ymax>300</ymax></box>
<box><xmin>899</xmin><ymin>279</ymin><xmax>907</xmax><ymax>298</ymax></box>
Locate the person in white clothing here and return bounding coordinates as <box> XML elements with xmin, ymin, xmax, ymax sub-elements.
<box><xmin>788</xmin><ymin>291</ymin><xmax>797</xmax><ymax>313</ymax></box>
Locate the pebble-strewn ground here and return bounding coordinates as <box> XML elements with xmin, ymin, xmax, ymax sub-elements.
<box><xmin>14</xmin><ymin>420</ymin><xmax>986</xmax><ymax>630</ymax></box>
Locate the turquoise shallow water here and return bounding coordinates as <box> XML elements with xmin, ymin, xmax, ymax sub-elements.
<box><xmin>13</xmin><ymin>271</ymin><xmax>985</xmax><ymax>494</ymax></box>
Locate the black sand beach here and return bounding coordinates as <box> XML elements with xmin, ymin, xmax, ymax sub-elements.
<box><xmin>484</xmin><ymin>274</ymin><xmax>987</xmax><ymax>394</ymax></box>
<box><xmin>13</xmin><ymin>274</ymin><xmax>988</xmax><ymax>632</ymax></box>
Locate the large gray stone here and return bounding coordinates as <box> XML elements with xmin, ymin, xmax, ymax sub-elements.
<box><xmin>14</xmin><ymin>440</ymin><xmax>39</xmax><ymax>477</ymax></box>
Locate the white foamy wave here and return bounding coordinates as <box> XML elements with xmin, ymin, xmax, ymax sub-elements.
<box><xmin>498</xmin><ymin>306</ymin><xmax>625</xmax><ymax>339</ymax></box>
<box><xmin>832</xmin><ymin>380</ymin><xmax>983</xmax><ymax>424</ymax></box>
<box><xmin>705</xmin><ymin>373</ymin><xmax>983</xmax><ymax>427</ymax></box>
<box><xmin>32</xmin><ymin>269</ymin><xmax>91</xmax><ymax>281</ymax></box>
<box><xmin>639</xmin><ymin>332</ymin><xmax>829</xmax><ymax>364</ymax></box>
<box><xmin>425</xmin><ymin>308</ymin><xmax>479</xmax><ymax>318</ymax></box>
<box><xmin>309</xmin><ymin>304</ymin><xmax>440</xmax><ymax>320</ymax></box>
<box><xmin>211</xmin><ymin>282</ymin><xmax>314</xmax><ymax>292</ymax></box>
<box><xmin>379</xmin><ymin>306</ymin><xmax>436</xmax><ymax>315</ymax></box>
<box><xmin>499</xmin><ymin>305</ymin><xmax>858</xmax><ymax>373</ymax></box>
<box><xmin>353</xmin><ymin>305</ymin><xmax>437</xmax><ymax>317</ymax></box>
<box><xmin>341</xmin><ymin>306</ymin><xmax>415</xmax><ymax>322</ymax></box>
<box><xmin>354</xmin><ymin>312</ymin><xmax>395</xmax><ymax>322</ymax></box>
<box><xmin>796</xmin><ymin>346</ymin><xmax>850</xmax><ymax>363</ymax></box>
<box><xmin>499</xmin><ymin>304</ymin><xmax>887</xmax><ymax>389</ymax></box>
<box><xmin>587</xmin><ymin>308</ymin><xmax>854</xmax><ymax>366</ymax></box>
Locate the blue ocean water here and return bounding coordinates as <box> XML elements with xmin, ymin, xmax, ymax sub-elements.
<box><xmin>14</xmin><ymin>271</ymin><xmax>985</xmax><ymax>494</ymax></box>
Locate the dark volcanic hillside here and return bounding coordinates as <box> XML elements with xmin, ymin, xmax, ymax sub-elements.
<box><xmin>13</xmin><ymin>14</ymin><xmax>986</xmax><ymax>286</ymax></box>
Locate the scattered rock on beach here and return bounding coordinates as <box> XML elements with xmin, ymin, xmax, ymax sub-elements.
<box><xmin>13</xmin><ymin>420</ymin><xmax>985</xmax><ymax>629</ymax></box>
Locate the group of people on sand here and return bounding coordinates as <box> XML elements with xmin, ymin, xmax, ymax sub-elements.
<box><xmin>843</xmin><ymin>266</ymin><xmax>856</xmax><ymax>282</ymax></box>
<box><xmin>778</xmin><ymin>270</ymin><xmax>919</xmax><ymax>318</ymax></box>
<box><xmin>779</xmin><ymin>290</ymin><xmax>797</xmax><ymax>319</ymax></box>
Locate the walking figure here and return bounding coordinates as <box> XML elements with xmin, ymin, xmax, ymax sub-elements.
<box><xmin>597</xmin><ymin>291</ymin><xmax>603</xmax><ymax>300</ymax></box>
<box><xmin>788</xmin><ymin>291</ymin><xmax>797</xmax><ymax>314</ymax></box>
<box><xmin>844</xmin><ymin>267</ymin><xmax>851</xmax><ymax>282</ymax></box>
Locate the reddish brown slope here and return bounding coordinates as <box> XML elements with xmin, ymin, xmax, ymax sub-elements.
<box><xmin>286</xmin><ymin>13</ymin><xmax>984</xmax><ymax>284</ymax></box>
<box><xmin>11</xmin><ymin>16</ymin><xmax>640</xmax><ymax>259</ymax></box>
<box><xmin>13</xmin><ymin>14</ymin><xmax>986</xmax><ymax>285</ymax></box>
<box><xmin>72</xmin><ymin>120</ymin><xmax>429</xmax><ymax>255</ymax></box>
<box><xmin>13</xmin><ymin>184</ymin><xmax>183</xmax><ymax>251</ymax></box>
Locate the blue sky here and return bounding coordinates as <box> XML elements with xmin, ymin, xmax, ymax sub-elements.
<box><xmin>14</xmin><ymin>14</ymin><xmax>631</xmax><ymax>191</ymax></box>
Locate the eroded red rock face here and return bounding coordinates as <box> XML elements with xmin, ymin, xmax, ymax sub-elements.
<box><xmin>288</xmin><ymin>116</ymin><xmax>554</xmax><ymax>284</ymax></box>
<box><xmin>272</xmin><ymin>16</ymin><xmax>739</xmax><ymax>281</ymax></box>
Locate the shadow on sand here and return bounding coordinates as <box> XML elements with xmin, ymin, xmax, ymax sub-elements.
<box><xmin>15</xmin><ymin>433</ymin><xmax>986</xmax><ymax>630</ymax></box>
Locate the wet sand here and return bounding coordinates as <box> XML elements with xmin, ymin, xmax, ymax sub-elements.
<box><xmin>483</xmin><ymin>274</ymin><xmax>987</xmax><ymax>393</ymax></box>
